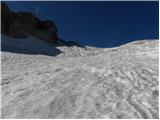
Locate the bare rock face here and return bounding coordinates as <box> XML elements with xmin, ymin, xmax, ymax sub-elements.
<box><xmin>36</xmin><ymin>20</ymin><xmax>58</xmax><ymax>43</ymax></box>
<box><xmin>1</xmin><ymin>2</ymin><xmax>58</xmax><ymax>43</ymax></box>
<box><xmin>39</xmin><ymin>20</ymin><xmax>58</xmax><ymax>34</ymax></box>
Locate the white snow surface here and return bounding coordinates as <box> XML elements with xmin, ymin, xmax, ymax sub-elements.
<box><xmin>1</xmin><ymin>35</ymin><xmax>159</xmax><ymax>119</ymax></box>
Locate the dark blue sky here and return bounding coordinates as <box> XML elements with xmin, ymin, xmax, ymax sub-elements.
<box><xmin>4</xmin><ymin>1</ymin><xmax>159</xmax><ymax>48</ymax></box>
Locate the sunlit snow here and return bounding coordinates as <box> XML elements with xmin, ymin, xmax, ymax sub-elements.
<box><xmin>1</xmin><ymin>35</ymin><xmax>159</xmax><ymax>119</ymax></box>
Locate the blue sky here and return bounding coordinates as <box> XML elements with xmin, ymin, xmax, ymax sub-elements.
<box><xmin>4</xmin><ymin>1</ymin><xmax>159</xmax><ymax>48</ymax></box>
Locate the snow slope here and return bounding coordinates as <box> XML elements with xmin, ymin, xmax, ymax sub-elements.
<box><xmin>1</xmin><ymin>36</ymin><xmax>159</xmax><ymax>119</ymax></box>
<box><xmin>1</xmin><ymin>35</ymin><xmax>61</xmax><ymax>56</ymax></box>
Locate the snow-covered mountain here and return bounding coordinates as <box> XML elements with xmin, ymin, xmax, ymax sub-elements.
<box><xmin>1</xmin><ymin>35</ymin><xmax>159</xmax><ymax>119</ymax></box>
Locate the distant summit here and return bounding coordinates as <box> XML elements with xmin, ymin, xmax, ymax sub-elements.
<box><xmin>1</xmin><ymin>2</ymin><xmax>58</xmax><ymax>44</ymax></box>
<box><xmin>1</xmin><ymin>2</ymin><xmax>85</xmax><ymax>49</ymax></box>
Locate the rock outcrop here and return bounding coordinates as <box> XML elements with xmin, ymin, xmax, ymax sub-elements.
<box><xmin>1</xmin><ymin>2</ymin><xmax>58</xmax><ymax>43</ymax></box>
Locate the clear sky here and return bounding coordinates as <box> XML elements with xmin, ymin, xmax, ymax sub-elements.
<box><xmin>4</xmin><ymin>1</ymin><xmax>159</xmax><ymax>48</ymax></box>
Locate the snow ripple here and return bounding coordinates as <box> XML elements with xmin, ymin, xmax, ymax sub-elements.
<box><xmin>1</xmin><ymin>40</ymin><xmax>159</xmax><ymax>119</ymax></box>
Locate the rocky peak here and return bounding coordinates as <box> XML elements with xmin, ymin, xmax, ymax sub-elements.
<box><xmin>39</xmin><ymin>20</ymin><xmax>58</xmax><ymax>34</ymax></box>
<box><xmin>1</xmin><ymin>2</ymin><xmax>58</xmax><ymax>43</ymax></box>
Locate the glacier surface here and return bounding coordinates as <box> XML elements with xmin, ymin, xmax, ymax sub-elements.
<box><xmin>1</xmin><ymin>36</ymin><xmax>159</xmax><ymax>118</ymax></box>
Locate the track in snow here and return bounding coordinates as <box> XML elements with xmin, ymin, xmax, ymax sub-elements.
<box><xmin>1</xmin><ymin>38</ymin><xmax>159</xmax><ymax>119</ymax></box>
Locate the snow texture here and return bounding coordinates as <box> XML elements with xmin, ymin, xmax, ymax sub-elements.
<box><xmin>1</xmin><ymin>35</ymin><xmax>159</xmax><ymax>119</ymax></box>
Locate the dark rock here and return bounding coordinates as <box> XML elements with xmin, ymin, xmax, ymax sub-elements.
<box><xmin>1</xmin><ymin>2</ymin><xmax>58</xmax><ymax>43</ymax></box>
<box><xmin>37</xmin><ymin>20</ymin><xmax>58</xmax><ymax>43</ymax></box>
<box><xmin>39</xmin><ymin>20</ymin><xmax>58</xmax><ymax>35</ymax></box>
